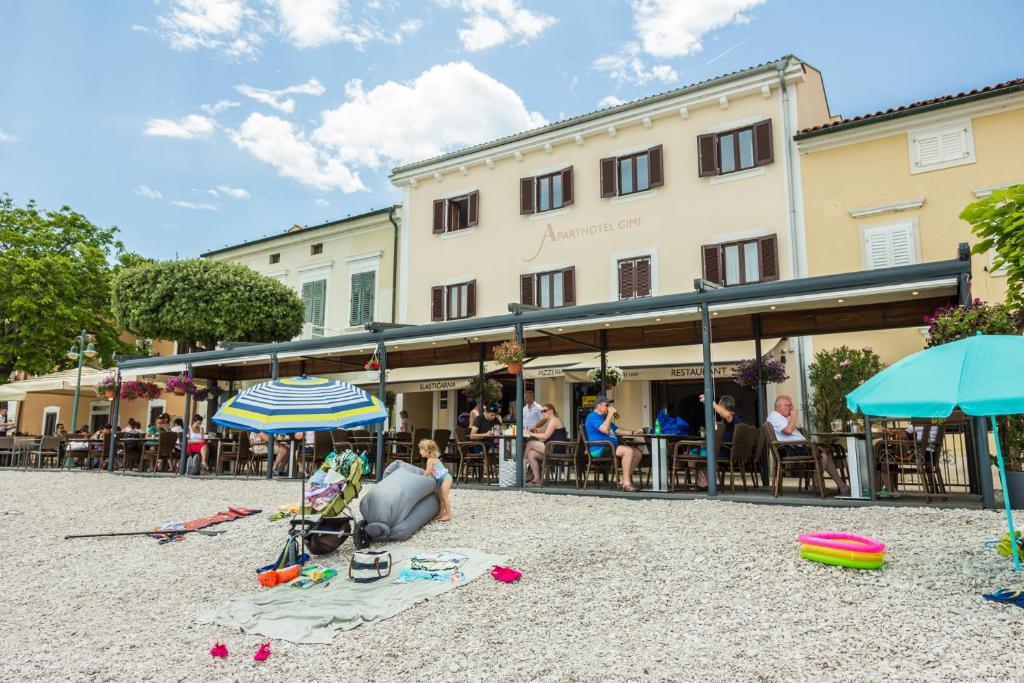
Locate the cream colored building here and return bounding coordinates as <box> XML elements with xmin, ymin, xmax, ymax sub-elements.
<box><xmin>203</xmin><ymin>207</ymin><xmax>401</xmax><ymax>340</ymax></box>
<box><xmin>795</xmin><ymin>78</ymin><xmax>1021</xmax><ymax>367</ymax></box>
<box><xmin>389</xmin><ymin>56</ymin><xmax>835</xmax><ymax>431</ymax></box>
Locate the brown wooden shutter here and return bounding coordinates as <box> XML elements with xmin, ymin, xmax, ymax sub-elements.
<box><xmin>466</xmin><ymin>280</ymin><xmax>477</xmax><ymax>317</ymax></box>
<box><xmin>618</xmin><ymin>259</ymin><xmax>635</xmax><ymax>300</ymax></box>
<box><xmin>635</xmin><ymin>257</ymin><xmax>652</xmax><ymax>297</ymax></box>
<box><xmin>520</xmin><ymin>177</ymin><xmax>535</xmax><ymax>214</ymax></box>
<box><xmin>562</xmin><ymin>267</ymin><xmax>576</xmax><ymax>306</ymax></box>
<box><xmin>648</xmin><ymin>145</ymin><xmax>664</xmax><ymax>188</ymax></box>
<box><xmin>520</xmin><ymin>274</ymin><xmax>535</xmax><ymax>306</ymax></box>
<box><xmin>702</xmin><ymin>244</ymin><xmax>723</xmax><ymax>285</ymax></box>
<box><xmin>561</xmin><ymin>166</ymin><xmax>574</xmax><ymax>205</ymax></box>
<box><xmin>599</xmin><ymin>157</ymin><xmax>617</xmax><ymax>197</ymax></box>
<box><xmin>697</xmin><ymin>133</ymin><xmax>718</xmax><ymax>177</ymax></box>
<box><xmin>432</xmin><ymin>199</ymin><xmax>445</xmax><ymax>234</ymax></box>
<box><xmin>431</xmin><ymin>286</ymin><xmax>444</xmax><ymax>321</ymax></box>
<box><xmin>466</xmin><ymin>191</ymin><xmax>479</xmax><ymax>226</ymax></box>
<box><xmin>758</xmin><ymin>234</ymin><xmax>779</xmax><ymax>281</ymax></box>
<box><xmin>753</xmin><ymin>119</ymin><xmax>774</xmax><ymax>167</ymax></box>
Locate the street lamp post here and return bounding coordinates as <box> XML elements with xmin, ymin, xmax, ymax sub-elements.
<box><xmin>67</xmin><ymin>330</ymin><xmax>97</xmax><ymax>437</ymax></box>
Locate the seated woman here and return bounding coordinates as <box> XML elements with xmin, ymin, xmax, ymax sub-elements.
<box><xmin>523</xmin><ymin>404</ymin><xmax>568</xmax><ymax>486</ymax></box>
<box><xmin>186</xmin><ymin>415</ymin><xmax>210</xmax><ymax>474</ymax></box>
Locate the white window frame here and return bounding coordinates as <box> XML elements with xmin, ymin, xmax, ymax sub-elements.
<box><xmin>860</xmin><ymin>219</ymin><xmax>920</xmax><ymax>270</ymax></box>
<box><xmin>42</xmin><ymin>406</ymin><xmax>60</xmax><ymax>436</ymax></box>
<box><xmin>908</xmin><ymin>119</ymin><xmax>975</xmax><ymax>175</ymax></box>
<box><xmin>347</xmin><ymin>251</ymin><xmax>382</xmax><ymax>328</ymax></box>
<box><xmin>609</xmin><ymin>248</ymin><xmax>658</xmax><ymax>301</ymax></box>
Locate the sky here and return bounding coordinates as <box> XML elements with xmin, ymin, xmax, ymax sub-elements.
<box><xmin>2</xmin><ymin>0</ymin><xmax>1023</xmax><ymax>259</ymax></box>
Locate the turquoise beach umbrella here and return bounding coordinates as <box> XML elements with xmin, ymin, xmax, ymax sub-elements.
<box><xmin>847</xmin><ymin>333</ymin><xmax>1024</xmax><ymax>574</ymax></box>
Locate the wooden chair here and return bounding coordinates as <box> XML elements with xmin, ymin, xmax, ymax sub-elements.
<box><xmin>761</xmin><ymin>423</ymin><xmax>825</xmax><ymax>498</ymax></box>
<box><xmin>387</xmin><ymin>431</ymin><xmax>414</xmax><ymax>466</ymax></box>
<box><xmin>140</xmin><ymin>435</ymin><xmax>161</xmax><ymax>472</ymax></box>
<box><xmin>313</xmin><ymin>430</ymin><xmax>333</xmax><ymax>460</ymax></box>
<box><xmin>454</xmin><ymin>433</ymin><xmax>493</xmax><ymax>484</ymax></box>
<box><xmin>155</xmin><ymin>431</ymin><xmax>180</xmax><ymax>473</ymax></box>
<box><xmin>0</xmin><ymin>436</ymin><xmax>15</xmax><ymax>467</ymax></box>
<box><xmin>724</xmin><ymin>423</ymin><xmax>761</xmax><ymax>493</ymax></box>
<box><xmin>331</xmin><ymin>429</ymin><xmax>354</xmax><ymax>453</ymax></box>
<box><xmin>215</xmin><ymin>434</ymin><xmax>239</xmax><ymax>475</ymax></box>
<box><xmin>539</xmin><ymin>438</ymin><xmax>579</xmax><ymax>487</ymax></box>
<box><xmin>237</xmin><ymin>433</ymin><xmax>261</xmax><ymax>476</ymax></box>
<box><xmin>669</xmin><ymin>434</ymin><xmax>713</xmax><ymax>492</ymax></box>
<box><xmin>32</xmin><ymin>436</ymin><xmax>62</xmax><ymax>469</ymax></box>
<box><xmin>578</xmin><ymin>426</ymin><xmax>618</xmax><ymax>490</ymax></box>
<box><xmin>433</xmin><ymin>428</ymin><xmax>453</xmax><ymax>463</ymax></box>
<box><xmin>412</xmin><ymin>428</ymin><xmax>431</xmax><ymax>457</ymax></box>
<box><xmin>120</xmin><ymin>434</ymin><xmax>145</xmax><ymax>472</ymax></box>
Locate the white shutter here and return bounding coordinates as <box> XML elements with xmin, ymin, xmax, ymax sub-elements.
<box><xmin>939</xmin><ymin>128</ymin><xmax>966</xmax><ymax>162</ymax></box>
<box><xmin>913</xmin><ymin>134</ymin><xmax>941</xmax><ymax>168</ymax></box>
<box><xmin>863</xmin><ymin>224</ymin><xmax>916</xmax><ymax>270</ymax></box>
<box><xmin>909</xmin><ymin>120</ymin><xmax>974</xmax><ymax>174</ymax></box>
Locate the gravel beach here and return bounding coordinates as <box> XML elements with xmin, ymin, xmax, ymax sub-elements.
<box><xmin>1</xmin><ymin>470</ymin><xmax>1021</xmax><ymax>682</ymax></box>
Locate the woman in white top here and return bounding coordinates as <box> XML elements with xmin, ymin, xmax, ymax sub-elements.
<box><xmin>186</xmin><ymin>415</ymin><xmax>210</xmax><ymax>473</ymax></box>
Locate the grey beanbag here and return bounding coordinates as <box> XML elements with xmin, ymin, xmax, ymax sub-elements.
<box><xmin>359</xmin><ymin>460</ymin><xmax>440</xmax><ymax>542</ymax></box>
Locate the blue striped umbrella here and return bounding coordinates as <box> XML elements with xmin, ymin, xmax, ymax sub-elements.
<box><xmin>212</xmin><ymin>376</ymin><xmax>387</xmax><ymax>434</ymax></box>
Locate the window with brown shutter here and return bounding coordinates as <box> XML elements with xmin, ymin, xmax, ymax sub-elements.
<box><xmin>466</xmin><ymin>191</ymin><xmax>479</xmax><ymax>226</ymax></box>
<box><xmin>520</xmin><ymin>274</ymin><xmax>535</xmax><ymax>306</ymax></box>
<box><xmin>432</xmin><ymin>199</ymin><xmax>445</xmax><ymax>234</ymax></box>
<box><xmin>599</xmin><ymin>157</ymin><xmax>617</xmax><ymax>197</ymax></box>
<box><xmin>603</xmin><ymin>149</ymin><xmax>661</xmax><ymax>198</ymax></box>
<box><xmin>440</xmin><ymin>281</ymin><xmax>475</xmax><ymax>320</ymax></box>
<box><xmin>703</xmin><ymin>234</ymin><xmax>779</xmax><ymax>286</ymax></box>
<box><xmin>618</xmin><ymin>256</ymin><xmax>652</xmax><ymax>300</ymax></box>
<box><xmin>520</xmin><ymin>177</ymin><xmax>535</xmax><ymax>214</ymax></box>
<box><xmin>648</xmin><ymin>145</ymin><xmax>664</xmax><ymax>188</ymax></box>
<box><xmin>561</xmin><ymin>166</ymin><xmax>574</xmax><ymax>205</ymax></box>
<box><xmin>521</xmin><ymin>267</ymin><xmax>575</xmax><ymax>308</ymax></box>
<box><xmin>465</xmin><ymin>280</ymin><xmax>477</xmax><ymax>317</ymax></box>
<box><xmin>432</xmin><ymin>192</ymin><xmax>478</xmax><ymax>234</ymax></box>
<box><xmin>431</xmin><ymin>286</ymin><xmax>444</xmax><ymax>321</ymax></box>
<box><xmin>562</xmin><ymin>267</ymin><xmax>575</xmax><ymax>306</ymax></box>
<box><xmin>698</xmin><ymin>119</ymin><xmax>774</xmax><ymax>177</ymax></box>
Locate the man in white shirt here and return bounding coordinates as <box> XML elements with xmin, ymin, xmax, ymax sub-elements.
<box><xmin>521</xmin><ymin>390</ymin><xmax>543</xmax><ymax>431</ymax></box>
<box><xmin>767</xmin><ymin>395</ymin><xmax>849</xmax><ymax>496</ymax></box>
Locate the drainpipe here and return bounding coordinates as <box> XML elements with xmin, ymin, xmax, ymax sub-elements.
<box><xmin>777</xmin><ymin>63</ymin><xmax>812</xmax><ymax>429</ymax></box>
<box><xmin>388</xmin><ymin>206</ymin><xmax>399</xmax><ymax>324</ymax></box>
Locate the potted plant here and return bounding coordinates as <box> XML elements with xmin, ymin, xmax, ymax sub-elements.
<box><xmin>465</xmin><ymin>377</ymin><xmax>503</xmax><ymax>405</ymax></box>
<box><xmin>364</xmin><ymin>350</ymin><xmax>381</xmax><ymax>371</ymax></box>
<box><xmin>166</xmin><ymin>375</ymin><xmax>195</xmax><ymax>396</ymax></box>
<box><xmin>94</xmin><ymin>373</ymin><xmax>117</xmax><ymax>400</ymax></box>
<box><xmin>807</xmin><ymin>346</ymin><xmax>884</xmax><ymax>433</ymax></box>
<box><xmin>586</xmin><ymin>366</ymin><xmax>624</xmax><ymax>387</ymax></box>
<box><xmin>732</xmin><ymin>356</ymin><xmax>789</xmax><ymax>390</ymax></box>
<box><xmin>925</xmin><ymin>300</ymin><xmax>1024</xmax><ymax>506</ymax></box>
<box><xmin>492</xmin><ymin>339</ymin><xmax>525</xmax><ymax>375</ymax></box>
<box><xmin>119</xmin><ymin>380</ymin><xmax>162</xmax><ymax>401</ymax></box>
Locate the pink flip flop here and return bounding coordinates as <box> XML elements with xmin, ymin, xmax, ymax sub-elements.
<box><xmin>490</xmin><ymin>565</ymin><xmax>522</xmax><ymax>583</ymax></box>
<box><xmin>210</xmin><ymin>642</ymin><xmax>228</xmax><ymax>658</ymax></box>
<box><xmin>253</xmin><ymin>642</ymin><xmax>271</xmax><ymax>662</ymax></box>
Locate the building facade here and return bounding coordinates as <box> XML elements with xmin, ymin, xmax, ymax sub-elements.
<box><xmin>795</xmin><ymin>79</ymin><xmax>1021</xmax><ymax>367</ymax></box>
<box><xmin>389</xmin><ymin>56</ymin><xmax>834</xmax><ymax>431</ymax></box>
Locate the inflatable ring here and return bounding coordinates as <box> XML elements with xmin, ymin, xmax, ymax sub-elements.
<box><xmin>800</xmin><ymin>547</ymin><xmax>884</xmax><ymax>570</ymax></box>
<box><xmin>799</xmin><ymin>544</ymin><xmax>885</xmax><ymax>564</ymax></box>
<box><xmin>798</xmin><ymin>531</ymin><xmax>885</xmax><ymax>555</ymax></box>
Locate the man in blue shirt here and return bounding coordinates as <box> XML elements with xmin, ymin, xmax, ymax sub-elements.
<box><xmin>584</xmin><ymin>396</ymin><xmax>643</xmax><ymax>492</ymax></box>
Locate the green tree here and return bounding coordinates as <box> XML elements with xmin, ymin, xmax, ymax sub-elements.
<box><xmin>112</xmin><ymin>259</ymin><xmax>305</xmax><ymax>351</ymax></box>
<box><xmin>0</xmin><ymin>195</ymin><xmax>126</xmax><ymax>381</ymax></box>
<box><xmin>963</xmin><ymin>184</ymin><xmax>1024</xmax><ymax>308</ymax></box>
<box><xmin>808</xmin><ymin>345</ymin><xmax>886</xmax><ymax>432</ymax></box>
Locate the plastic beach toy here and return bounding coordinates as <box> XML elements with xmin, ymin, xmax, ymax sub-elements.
<box><xmin>210</xmin><ymin>642</ymin><xmax>228</xmax><ymax>658</ymax></box>
<box><xmin>253</xmin><ymin>642</ymin><xmax>271</xmax><ymax>662</ymax></box>
<box><xmin>491</xmin><ymin>565</ymin><xmax>522</xmax><ymax>583</ymax></box>
<box><xmin>798</xmin><ymin>531</ymin><xmax>886</xmax><ymax>570</ymax></box>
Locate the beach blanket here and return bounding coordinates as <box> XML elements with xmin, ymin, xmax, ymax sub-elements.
<box><xmin>197</xmin><ymin>547</ymin><xmax>508</xmax><ymax>644</ymax></box>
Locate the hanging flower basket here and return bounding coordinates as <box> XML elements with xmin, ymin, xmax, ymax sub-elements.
<box><xmin>586</xmin><ymin>366</ymin><xmax>624</xmax><ymax>387</ymax></box>
<box><xmin>492</xmin><ymin>339</ymin><xmax>525</xmax><ymax>375</ymax></box>
<box><xmin>732</xmin><ymin>356</ymin><xmax>789</xmax><ymax>390</ymax></box>
<box><xmin>364</xmin><ymin>349</ymin><xmax>381</xmax><ymax>371</ymax></box>
<box><xmin>94</xmin><ymin>373</ymin><xmax>117</xmax><ymax>399</ymax></box>
<box><xmin>120</xmin><ymin>380</ymin><xmax>163</xmax><ymax>401</ymax></box>
<box><xmin>166</xmin><ymin>375</ymin><xmax>195</xmax><ymax>396</ymax></box>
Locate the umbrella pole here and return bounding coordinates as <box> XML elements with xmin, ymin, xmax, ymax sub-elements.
<box><xmin>300</xmin><ymin>438</ymin><xmax>305</xmax><ymax>557</ymax></box>
<box><xmin>991</xmin><ymin>416</ymin><xmax>1021</xmax><ymax>574</ymax></box>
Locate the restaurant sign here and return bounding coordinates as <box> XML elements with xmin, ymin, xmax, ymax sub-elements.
<box><xmin>564</xmin><ymin>363</ymin><xmax>739</xmax><ymax>383</ymax></box>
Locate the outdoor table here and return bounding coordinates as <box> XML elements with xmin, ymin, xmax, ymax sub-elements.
<box><xmin>470</xmin><ymin>433</ymin><xmax>532</xmax><ymax>461</ymax></box>
<box><xmin>809</xmin><ymin>431</ymin><xmax>884</xmax><ymax>500</ymax></box>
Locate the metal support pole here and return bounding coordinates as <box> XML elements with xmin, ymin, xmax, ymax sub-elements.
<box><xmin>974</xmin><ymin>418</ymin><xmax>996</xmax><ymax>509</ymax></box>
<box><xmin>107</xmin><ymin>370</ymin><xmax>122</xmax><ymax>472</ymax></box>
<box><xmin>267</xmin><ymin>354</ymin><xmax>279</xmax><ymax>479</ymax></box>
<box><xmin>863</xmin><ymin>414</ymin><xmax>876</xmax><ymax>499</ymax></box>
<box><xmin>69</xmin><ymin>329</ymin><xmax>86</xmax><ymax>438</ymax></box>
<box><xmin>178</xmin><ymin>363</ymin><xmax>193</xmax><ymax>475</ymax></box>
<box><xmin>514</xmin><ymin>322</ymin><xmax>525</xmax><ymax>488</ymax></box>
<box><xmin>599</xmin><ymin>330</ymin><xmax>608</xmax><ymax>396</ymax></box>
<box><xmin>477</xmin><ymin>343</ymin><xmax>485</xmax><ymax>407</ymax></box>
<box><xmin>376</xmin><ymin>340</ymin><xmax>387</xmax><ymax>482</ymax></box>
<box><xmin>700</xmin><ymin>304</ymin><xmax>717</xmax><ymax>496</ymax></box>
<box><xmin>753</xmin><ymin>315</ymin><xmax>768</xmax><ymax>486</ymax></box>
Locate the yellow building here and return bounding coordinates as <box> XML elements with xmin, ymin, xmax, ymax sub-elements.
<box><xmin>389</xmin><ymin>55</ymin><xmax>834</xmax><ymax>431</ymax></box>
<box><xmin>795</xmin><ymin>77</ymin><xmax>1021</xmax><ymax>367</ymax></box>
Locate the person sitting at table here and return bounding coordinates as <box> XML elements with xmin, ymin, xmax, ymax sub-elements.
<box><xmin>524</xmin><ymin>404</ymin><xmax>568</xmax><ymax>486</ymax></box>
<box><xmin>398</xmin><ymin>410</ymin><xmax>413</xmax><ymax>433</ymax></box>
<box><xmin>467</xmin><ymin>401</ymin><xmax>483</xmax><ymax>429</ymax></box>
<box><xmin>700</xmin><ymin>394</ymin><xmax>743</xmax><ymax>455</ymax></box>
<box><xmin>186</xmin><ymin>415</ymin><xmax>210</xmax><ymax>474</ymax></box>
<box><xmin>584</xmin><ymin>396</ymin><xmax>642</xmax><ymax>492</ymax></box>
<box><xmin>470</xmin><ymin>403</ymin><xmax>503</xmax><ymax>437</ymax></box>
<box><xmin>767</xmin><ymin>395</ymin><xmax>849</xmax><ymax>496</ymax></box>
<box><xmin>121</xmin><ymin>418</ymin><xmax>144</xmax><ymax>467</ymax></box>
<box><xmin>91</xmin><ymin>424</ymin><xmax>113</xmax><ymax>469</ymax></box>
<box><xmin>64</xmin><ymin>425</ymin><xmax>91</xmax><ymax>466</ymax></box>
<box><xmin>0</xmin><ymin>404</ymin><xmax>11</xmax><ymax>436</ymax></box>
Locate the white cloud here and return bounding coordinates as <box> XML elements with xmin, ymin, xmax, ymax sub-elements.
<box><xmin>229</xmin><ymin>112</ymin><xmax>366</xmax><ymax>192</ymax></box>
<box><xmin>171</xmin><ymin>200</ymin><xmax>219</xmax><ymax>210</ymax></box>
<box><xmin>153</xmin><ymin>0</ymin><xmax>267</xmax><ymax>59</ymax></box>
<box><xmin>273</xmin><ymin>0</ymin><xmax>376</xmax><ymax>49</ymax></box>
<box><xmin>593</xmin><ymin>42</ymin><xmax>678</xmax><ymax>86</ymax></box>
<box><xmin>143</xmin><ymin>113</ymin><xmax>217</xmax><ymax>139</ymax></box>
<box><xmin>234</xmin><ymin>78</ymin><xmax>326</xmax><ymax>113</ymax></box>
<box><xmin>314</xmin><ymin>61</ymin><xmax>547</xmax><ymax>170</ymax></box>
<box><xmin>217</xmin><ymin>184</ymin><xmax>250</xmax><ymax>198</ymax></box>
<box><xmin>133</xmin><ymin>185</ymin><xmax>163</xmax><ymax>199</ymax></box>
<box><xmin>315</xmin><ymin>198</ymin><xmax>330</xmax><ymax>207</ymax></box>
<box><xmin>0</xmin><ymin>129</ymin><xmax>17</xmax><ymax>143</ymax></box>
<box><xmin>630</xmin><ymin>0</ymin><xmax>765</xmax><ymax>59</ymax></box>
<box><xmin>201</xmin><ymin>99</ymin><xmax>241</xmax><ymax>115</ymax></box>
<box><xmin>439</xmin><ymin>0</ymin><xmax>556</xmax><ymax>51</ymax></box>
<box><xmin>597</xmin><ymin>95</ymin><xmax>625</xmax><ymax>108</ymax></box>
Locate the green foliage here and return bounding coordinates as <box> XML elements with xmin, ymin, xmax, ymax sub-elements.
<box><xmin>0</xmin><ymin>194</ymin><xmax>127</xmax><ymax>381</ymax></box>
<box><xmin>808</xmin><ymin>345</ymin><xmax>885</xmax><ymax>432</ymax></box>
<box><xmin>923</xmin><ymin>300</ymin><xmax>1022</xmax><ymax>347</ymax></box>
<box><xmin>112</xmin><ymin>259</ymin><xmax>305</xmax><ymax>351</ymax></box>
<box><xmin>964</xmin><ymin>184</ymin><xmax>1024</xmax><ymax>308</ymax></box>
<box><xmin>465</xmin><ymin>376</ymin><xmax>503</xmax><ymax>404</ymax></box>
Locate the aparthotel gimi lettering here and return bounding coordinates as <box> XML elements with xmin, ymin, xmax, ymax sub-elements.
<box><xmin>523</xmin><ymin>216</ymin><xmax>641</xmax><ymax>262</ymax></box>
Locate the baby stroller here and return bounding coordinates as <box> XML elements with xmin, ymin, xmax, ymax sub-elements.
<box><xmin>289</xmin><ymin>451</ymin><xmax>365</xmax><ymax>555</ymax></box>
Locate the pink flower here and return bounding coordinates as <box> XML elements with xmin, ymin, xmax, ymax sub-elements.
<box><xmin>839</xmin><ymin>359</ymin><xmax>852</xmax><ymax>367</ymax></box>
<box><xmin>863</xmin><ymin>346</ymin><xmax>873</xmax><ymax>353</ymax></box>
<box><xmin>834</xmin><ymin>373</ymin><xmax>843</xmax><ymax>380</ymax></box>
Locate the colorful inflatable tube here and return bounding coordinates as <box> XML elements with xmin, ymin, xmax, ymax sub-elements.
<box><xmin>798</xmin><ymin>531</ymin><xmax>886</xmax><ymax>570</ymax></box>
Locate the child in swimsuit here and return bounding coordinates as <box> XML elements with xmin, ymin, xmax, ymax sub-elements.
<box><xmin>418</xmin><ymin>439</ymin><xmax>452</xmax><ymax>522</ymax></box>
